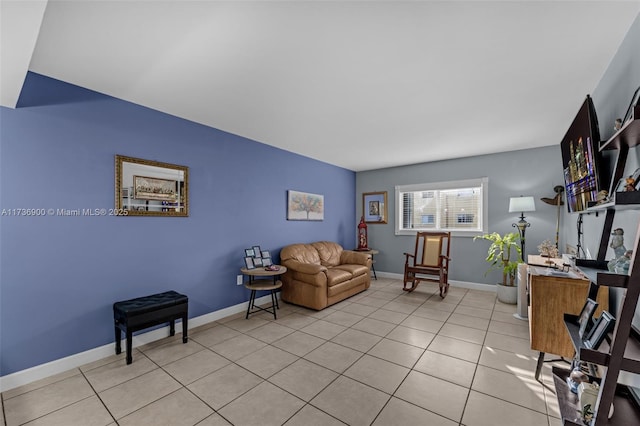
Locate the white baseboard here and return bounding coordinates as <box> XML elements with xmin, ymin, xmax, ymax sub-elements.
<box><xmin>0</xmin><ymin>294</ymin><xmax>274</xmax><ymax>393</ymax></box>
<box><xmin>376</xmin><ymin>271</ymin><xmax>496</xmax><ymax>293</ymax></box>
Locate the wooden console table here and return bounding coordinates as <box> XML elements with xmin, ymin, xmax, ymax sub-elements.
<box><xmin>528</xmin><ymin>264</ymin><xmax>608</xmax><ymax>380</ymax></box>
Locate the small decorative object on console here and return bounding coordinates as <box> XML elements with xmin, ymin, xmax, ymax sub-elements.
<box><xmin>357</xmin><ymin>216</ymin><xmax>369</xmax><ymax>250</ymax></box>
<box><xmin>537</xmin><ymin>239</ymin><xmax>559</xmax><ymax>260</ymax></box>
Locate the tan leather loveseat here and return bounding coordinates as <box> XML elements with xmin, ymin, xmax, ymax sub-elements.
<box><xmin>280</xmin><ymin>241</ymin><xmax>372</xmax><ymax>310</ymax></box>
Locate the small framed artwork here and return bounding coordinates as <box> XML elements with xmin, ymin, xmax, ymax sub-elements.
<box><xmin>245</xmin><ymin>248</ymin><xmax>255</xmax><ymax>257</ymax></box>
<box><xmin>262</xmin><ymin>250</ymin><xmax>271</xmax><ymax>259</ymax></box>
<box><xmin>244</xmin><ymin>257</ymin><xmax>256</xmax><ymax>270</ymax></box>
<box><xmin>363</xmin><ymin>191</ymin><xmax>388</xmax><ymax>224</ymax></box>
<box><xmin>253</xmin><ymin>257</ymin><xmax>263</xmax><ymax>267</ymax></box>
<box><xmin>262</xmin><ymin>257</ymin><xmax>273</xmax><ymax>267</ymax></box>
<box><xmin>287</xmin><ymin>190</ymin><xmax>324</xmax><ymax>221</ymax></box>
<box><xmin>578</xmin><ymin>298</ymin><xmax>598</xmax><ymax>338</ymax></box>
<box><xmin>584</xmin><ymin>311</ymin><xmax>616</xmax><ymax>350</ymax></box>
<box><xmin>252</xmin><ymin>246</ymin><xmax>262</xmax><ymax>258</ymax></box>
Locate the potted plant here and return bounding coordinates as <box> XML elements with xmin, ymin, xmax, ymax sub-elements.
<box><xmin>474</xmin><ymin>232</ymin><xmax>522</xmax><ymax>304</ymax></box>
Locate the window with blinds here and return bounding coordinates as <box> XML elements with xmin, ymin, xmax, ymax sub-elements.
<box><xmin>395</xmin><ymin>178</ymin><xmax>488</xmax><ymax>236</ymax></box>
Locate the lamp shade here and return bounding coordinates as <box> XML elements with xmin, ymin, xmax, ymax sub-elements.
<box><xmin>509</xmin><ymin>196</ymin><xmax>536</xmax><ymax>213</ymax></box>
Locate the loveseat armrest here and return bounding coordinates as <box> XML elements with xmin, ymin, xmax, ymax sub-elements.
<box><xmin>282</xmin><ymin>259</ymin><xmax>327</xmax><ymax>275</ymax></box>
<box><xmin>341</xmin><ymin>250</ymin><xmax>371</xmax><ymax>267</ymax></box>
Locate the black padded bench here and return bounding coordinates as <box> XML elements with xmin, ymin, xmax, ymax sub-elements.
<box><xmin>113</xmin><ymin>290</ymin><xmax>188</xmax><ymax>364</ymax></box>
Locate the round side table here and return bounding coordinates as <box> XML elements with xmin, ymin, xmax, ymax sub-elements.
<box><xmin>356</xmin><ymin>249</ymin><xmax>379</xmax><ymax>280</ymax></box>
<box><xmin>240</xmin><ymin>266</ymin><xmax>287</xmax><ymax>319</ymax></box>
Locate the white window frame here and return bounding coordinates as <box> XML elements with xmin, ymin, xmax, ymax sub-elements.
<box><xmin>395</xmin><ymin>177</ymin><xmax>488</xmax><ymax>237</ymax></box>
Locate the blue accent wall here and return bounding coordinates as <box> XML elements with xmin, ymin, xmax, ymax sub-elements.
<box><xmin>0</xmin><ymin>73</ymin><xmax>356</xmax><ymax>376</ymax></box>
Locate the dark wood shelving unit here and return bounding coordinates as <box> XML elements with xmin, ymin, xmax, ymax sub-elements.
<box><xmin>599</xmin><ymin>104</ymin><xmax>640</xmax><ymax>152</ymax></box>
<box><xmin>553</xmin><ymin>102</ymin><xmax>640</xmax><ymax>425</ymax></box>
<box><xmin>552</xmin><ymin>367</ymin><xmax>640</xmax><ymax>426</ymax></box>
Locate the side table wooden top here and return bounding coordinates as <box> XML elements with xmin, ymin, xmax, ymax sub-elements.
<box><xmin>240</xmin><ymin>265</ymin><xmax>287</xmax><ymax>277</ymax></box>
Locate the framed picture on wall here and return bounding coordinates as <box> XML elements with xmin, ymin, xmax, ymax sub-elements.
<box><xmin>363</xmin><ymin>191</ymin><xmax>388</xmax><ymax>224</ymax></box>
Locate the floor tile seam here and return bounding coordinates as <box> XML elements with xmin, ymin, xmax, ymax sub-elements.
<box><xmin>454</xmin><ymin>301</ymin><xmax>496</xmax><ymax>426</ymax></box>
<box><xmin>341</xmin><ymin>366</ymin><xmax>411</xmax><ymax>397</ymax></box>
<box><xmin>304</xmin><ymin>397</ymin><xmax>370</xmax><ymax>425</ymax></box>
<box><xmin>361</xmin><ymin>347</ymin><xmax>425</xmax><ymax>371</ymax></box>
<box><xmin>0</xmin><ymin>368</ymin><xmax>85</xmax><ymax>402</ymax></box>
<box><xmin>389</xmin><ymin>389</ymin><xmax>469</xmax><ymax>425</ymax></box>
<box><xmin>77</xmin><ymin>367</ymin><xmax>118</xmax><ymax>425</ymax></box>
<box><xmin>181</xmin><ymin>383</ymin><xmax>235</xmax><ymax>426</ymax></box>
<box><xmin>158</xmin><ymin>346</ymin><xmax>236</xmax><ymax>386</ymax></box>
<box><xmin>300</xmin><ymin>346</ymin><xmax>367</xmax><ymax>377</ymax></box>
<box><xmin>114</xmin><ymin>387</ymin><xmax>202</xmax><ymax>424</ymax></box>
<box><xmin>4</xmin><ymin>393</ymin><xmax>99</xmax><ymax>426</ymax></box>
<box><xmin>488</xmin><ymin>315</ymin><xmax>531</xmax><ymax>327</ymax></box>
<box><xmin>443</xmin><ymin>319</ymin><xmax>490</xmax><ymax>332</ymax></box>
<box><xmin>475</xmin><ymin>357</ymin><xmax>541</xmax><ymax>380</ymax></box>
<box><xmin>90</xmin><ymin>352</ymin><xmax>165</xmax><ymax>394</ymax></box>
<box><xmin>467</xmin><ymin>388</ymin><xmax>550</xmax><ymax>417</ymax></box>
<box><xmin>264</xmin><ymin>355</ymin><xmax>345</xmax><ymax>402</ymax></box>
<box><xmin>143</xmin><ymin>345</ymin><xmax>210</xmax><ymax>369</ymax></box>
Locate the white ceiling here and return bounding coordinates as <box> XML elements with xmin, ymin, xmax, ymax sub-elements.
<box><xmin>2</xmin><ymin>1</ymin><xmax>640</xmax><ymax>171</ymax></box>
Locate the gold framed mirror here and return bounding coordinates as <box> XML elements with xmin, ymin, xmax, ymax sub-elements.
<box><xmin>115</xmin><ymin>155</ymin><xmax>189</xmax><ymax>217</ymax></box>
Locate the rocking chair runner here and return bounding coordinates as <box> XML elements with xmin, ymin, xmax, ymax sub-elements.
<box><xmin>403</xmin><ymin>231</ymin><xmax>451</xmax><ymax>297</ymax></box>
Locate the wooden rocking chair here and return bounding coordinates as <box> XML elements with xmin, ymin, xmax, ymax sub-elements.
<box><xmin>403</xmin><ymin>231</ymin><xmax>451</xmax><ymax>297</ymax></box>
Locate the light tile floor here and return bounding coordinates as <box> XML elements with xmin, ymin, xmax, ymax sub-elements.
<box><xmin>1</xmin><ymin>279</ymin><xmax>565</xmax><ymax>426</ymax></box>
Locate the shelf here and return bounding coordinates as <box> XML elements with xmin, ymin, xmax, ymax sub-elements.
<box><xmin>564</xmin><ymin>314</ymin><xmax>611</xmax><ymax>366</ymax></box>
<box><xmin>552</xmin><ymin>367</ymin><xmax>640</xmax><ymax>426</ymax></box>
<box><xmin>599</xmin><ymin>104</ymin><xmax>640</xmax><ymax>151</ymax></box>
<box><xmin>574</xmin><ymin>261</ymin><xmax>629</xmax><ymax>288</ymax></box>
<box><xmin>564</xmin><ymin>314</ymin><xmax>640</xmax><ymax>374</ymax></box>
<box><xmin>587</xmin><ymin>191</ymin><xmax>640</xmax><ymax>212</ymax></box>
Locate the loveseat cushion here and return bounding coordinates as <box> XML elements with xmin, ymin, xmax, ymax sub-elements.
<box><xmin>311</xmin><ymin>241</ymin><xmax>343</xmax><ymax>267</ymax></box>
<box><xmin>333</xmin><ymin>264</ymin><xmax>370</xmax><ymax>277</ymax></box>
<box><xmin>325</xmin><ymin>268</ymin><xmax>353</xmax><ymax>287</ymax></box>
<box><xmin>281</xmin><ymin>243</ymin><xmax>321</xmax><ymax>265</ymax></box>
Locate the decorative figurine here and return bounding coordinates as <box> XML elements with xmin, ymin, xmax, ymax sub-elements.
<box><xmin>595</xmin><ymin>190</ymin><xmax>609</xmax><ymax>205</ymax></box>
<box><xmin>357</xmin><ymin>216</ymin><xmax>369</xmax><ymax>250</ymax></box>
<box><xmin>614</xmin><ymin>118</ymin><xmax>623</xmax><ymax>131</ymax></box>
<box><xmin>625</xmin><ymin>176</ymin><xmax>636</xmax><ymax>192</ymax></box>
<box><xmin>613</xmin><ymin>250</ymin><xmax>632</xmax><ymax>275</ymax></box>
<box><xmin>610</xmin><ymin>228</ymin><xmax>626</xmax><ymax>258</ymax></box>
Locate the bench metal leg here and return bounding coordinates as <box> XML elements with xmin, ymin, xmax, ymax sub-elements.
<box><xmin>182</xmin><ymin>314</ymin><xmax>188</xmax><ymax>343</ymax></box>
<box><xmin>246</xmin><ymin>290</ymin><xmax>256</xmax><ymax>319</ymax></box>
<box><xmin>169</xmin><ymin>319</ymin><xmax>175</xmax><ymax>336</ymax></box>
<box><xmin>115</xmin><ymin>325</ymin><xmax>122</xmax><ymax>354</ymax></box>
<box><xmin>126</xmin><ymin>330</ymin><xmax>133</xmax><ymax>365</ymax></box>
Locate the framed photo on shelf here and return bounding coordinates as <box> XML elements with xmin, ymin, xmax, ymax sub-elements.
<box><xmin>262</xmin><ymin>250</ymin><xmax>271</xmax><ymax>259</ymax></box>
<box><xmin>262</xmin><ymin>257</ymin><xmax>273</xmax><ymax>267</ymax></box>
<box><xmin>245</xmin><ymin>248</ymin><xmax>255</xmax><ymax>257</ymax></box>
<box><xmin>578</xmin><ymin>298</ymin><xmax>598</xmax><ymax>338</ymax></box>
<box><xmin>252</xmin><ymin>246</ymin><xmax>262</xmax><ymax>258</ymax></box>
<box><xmin>584</xmin><ymin>311</ymin><xmax>616</xmax><ymax>350</ymax></box>
<box><xmin>244</xmin><ymin>257</ymin><xmax>256</xmax><ymax>270</ymax></box>
<box><xmin>253</xmin><ymin>257</ymin><xmax>263</xmax><ymax>267</ymax></box>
